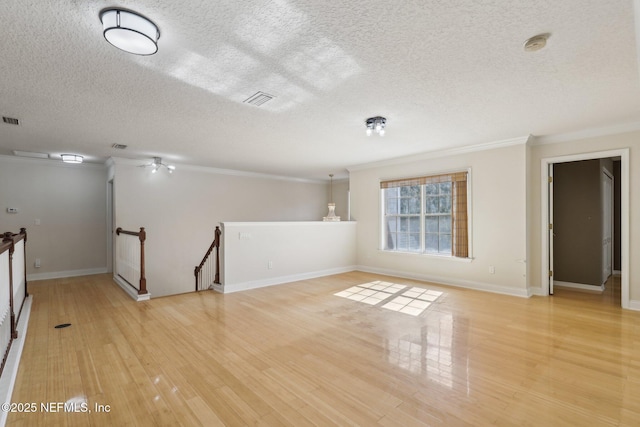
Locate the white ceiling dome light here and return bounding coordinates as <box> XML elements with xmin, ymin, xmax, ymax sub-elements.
<box><xmin>100</xmin><ymin>9</ymin><xmax>160</xmax><ymax>55</ymax></box>
<box><xmin>61</xmin><ymin>154</ymin><xmax>83</xmax><ymax>164</ymax></box>
<box><xmin>523</xmin><ymin>33</ymin><xmax>550</xmax><ymax>52</ymax></box>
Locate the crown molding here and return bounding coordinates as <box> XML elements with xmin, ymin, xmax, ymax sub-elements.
<box><xmin>108</xmin><ymin>157</ymin><xmax>326</xmax><ymax>184</ymax></box>
<box><xmin>531</xmin><ymin>121</ymin><xmax>640</xmax><ymax>145</ymax></box>
<box><xmin>0</xmin><ymin>154</ymin><xmax>106</xmax><ymax>169</ymax></box>
<box><xmin>347</xmin><ymin>135</ymin><xmax>531</xmax><ymax>172</ymax></box>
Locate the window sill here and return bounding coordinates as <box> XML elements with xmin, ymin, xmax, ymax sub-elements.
<box><xmin>378</xmin><ymin>249</ymin><xmax>474</xmax><ymax>263</ymax></box>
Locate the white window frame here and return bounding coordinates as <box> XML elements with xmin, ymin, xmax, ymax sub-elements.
<box><xmin>378</xmin><ymin>168</ymin><xmax>473</xmax><ymax>260</ymax></box>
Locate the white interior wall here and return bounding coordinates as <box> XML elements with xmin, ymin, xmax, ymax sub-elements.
<box><xmin>222</xmin><ymin>221</ymin><xmax>357</xmax><ymax>292</ymax></box>
<box><xmin>112</xmin><ymin>160</ymin><xmax>336</xmax><ymax>297</ymax></box>
<box><xmin>0</xmin><ymin>156</ymin><xmax>107</xmax><ymax>279</ymax></box>
<box><xmin>349</xmin><ymin>143</ymin><xmax>529</xmax><ymax>296</ymax></box>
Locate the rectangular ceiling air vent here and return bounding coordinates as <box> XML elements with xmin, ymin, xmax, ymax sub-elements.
<box><xmin>243</xmin><ymin>91</ymin><xmax>275</xmax><ymax>107</ymax></box>
<box><xmin>3</xmin><ymin>116</ymin><xmax>20</xmax><ymax>125</ymax></box>
<box><xmin>112</xmin><ymin>143</ymin><xmax>128</xmax><ymax>149</ymax></box>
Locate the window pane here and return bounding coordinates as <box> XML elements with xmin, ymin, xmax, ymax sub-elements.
<box><xmin>385</xmin><ymin>187</ymin><xmax>398</xmax><ymax>198</ymax></box>
<box><xmin>400</xmin><ymin>198</ymin><xmax>410</xmax><ymax>214</ymax></box>
<box><xmin>425</xmin><ymin>183</ymin><xmax>438</xmax><ymax>195</ymax></box>
<box><xmin>386</xmin><ymin>198</ymin><xmax>398</xmax><ymax>214</ymax></box>
<box><xmin>439</xmin><ymin>234</ymin><xmax>452</xmax><ymax>254</ymax></box>
<box><xmin>400</xmin><ymin>217</ymin><xmax>409</xmax><ymax>232</ymax></box>
<box><xmin>425</xmin><ymin>216</ymin><xmax>438</xmax><ymax>233</ymax></box>
<box><xmin>409</xmin><ymin>234</ymin><xmax>420</xmax><ymax>252</ymax></box>
<box><xmin>386</xmin><ymin>232</ymin><xmax>396</xmax><ymax>250</ymax></box>
<box><xmin>439</xmin><ymin>195</ymin><xmax>451</xmax><ymax>213</ymax></box>
<box><xmin>409</xmin><ymin>216</ymin><xmax>420</xmax><ymax>232</ymax></box>
<box><xmin>400</xmin><ymin>185</ymin><xmax>420</xmax><ymax>197</ymax></box>
<box><xmin>425</xmin><ymin>196</ymin><xmax>438</xmax><ymax>214</ymax></box>
<box><xmin>439</xmin><ymin>215</ymin><xmax>451</xmax><ymax>233</ymax></box>
<box><xmin>425</xmin><ymin>233</ymin><xmax>439</xmax><ymax>253</ymax></box>
<box><xmin>440</xmin><ymin>182</ymin><xmax>452</xmax><ymax>195</ymax></box>
<box><xmin>397</xmin><ymin>233</ymin><xmax>409</xmax><ymax>251</ymax></box>
<box><xmin>409</xmin><ymin>198</ymin><xmax>420</xmax><ymax>214</ymax></box>
<box><xmin>386</xmin><ymin>217</ymin><xmax>397</xmax><ymax>233</ymax></box>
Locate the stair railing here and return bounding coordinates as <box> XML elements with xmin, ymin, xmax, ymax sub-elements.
<box><xmin>0</xmin><ymin>228</ymin><xmax>27</xmax><ymax>377</ymax></box>
<box><xmin>115</xmin><ymin>227</ymin><xmax>148</xmax><ymax>296</ymax></box>
<box><xmin>195</xmin><ymin>226</ymin><xmax>221</xmax><ymax>291</ymax></box>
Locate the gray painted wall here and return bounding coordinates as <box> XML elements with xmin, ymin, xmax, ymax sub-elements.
<box><xmin>0</xmin><ymin>157</ymin><xmax>108</xmax><ymax>277</ymax></box>
<box><xmin>553</xmin><ymin>159</ymin><xmax>608</xmax><ymax>286</ymax></box>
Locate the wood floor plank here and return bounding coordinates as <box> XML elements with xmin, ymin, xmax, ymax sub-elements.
<box><xmin>5</xmin><ymin>272</ymin><xmax>640</xmax><ymax>426</ymax></box>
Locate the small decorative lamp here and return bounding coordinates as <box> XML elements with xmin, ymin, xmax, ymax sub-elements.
<box><xmin>323</xmin><ymin>174</ymin><xmax>341</xmax><ymax>221</ymax></box>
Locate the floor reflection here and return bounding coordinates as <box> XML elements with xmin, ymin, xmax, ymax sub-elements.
<box><xmin>385</xmin><ymin>313</ymin><xmax>469</xmax><ymax>390</ymax></box>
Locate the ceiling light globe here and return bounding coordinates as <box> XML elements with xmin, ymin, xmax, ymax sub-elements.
<box><xmin>101</xmin><ymin>9</ymin><xmax>159</xmax><ymax>55</ymax></box>
<box><xmin>61</xmin><ymin>154</ymin><xmax>83</xmax><ymax>164</ymax></box>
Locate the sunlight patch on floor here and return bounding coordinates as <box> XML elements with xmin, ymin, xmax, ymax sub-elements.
<box><xmin>334</xmin><ymin>282</ymin><xmax>443</xmax><ymax>316</ymax></box>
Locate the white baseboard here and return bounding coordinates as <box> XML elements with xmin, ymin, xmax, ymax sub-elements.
<box><xmin>553</xmin><ymin>281</ymin><xmax>605</xmax><ymax>292</ymax></box>
<box><xmin>528</xmin><ymin>286</ymin><xmax>546</xmax><ymax>296</ymax></box>
<box><xmin>628</xmin><ymin>300</ymin><xmax>640</xmax><ymax>311</ymax></box>
<box><xmin>355</xmin><ymin>265</ymin><xmax>531</xmax><ymax>298</ymax></box>
<box><xmin>27</xmin><ymin>267</ymin><xmax>108</xmax><ymax>281</ymax></box>
<box><xmin>222</xmin><ymin>266</ymin><xmax>357</xmax><ymax>293</ymax></box>
<box><xmin>0</xmin><ymin>296</ymin><xmax>32</xmax><ymax>427</ymax></box>
<box><xmin>113</xmin><ymin>275</ymin><xmax>151</xmax><ymax>301</ymax></box>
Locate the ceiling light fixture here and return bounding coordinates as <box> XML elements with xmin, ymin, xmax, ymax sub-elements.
<box><xmin>365</xmin><ymin>116</ymin><xmax>387</xmax><ymax>136</ymax></box>
<box><xmin>61</xmin><ymin>154</ymin><xmax>84</xmax><ymax>164</ymax></box>
<box><xmin>523</xmin><ymin>33</ymin><xmax>550</xmax><ymax>52</ymax></box>
<box><xmin>142</xmin><ymin>157</ymin><xmax>175</xmax><ymax>174</ymax></box>
<box><xmin>100</xmin><ymin>9</ymin><xmax>160</xmax><ymax>55</ymax></box>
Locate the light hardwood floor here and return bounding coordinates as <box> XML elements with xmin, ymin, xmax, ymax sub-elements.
<box><xmin>6</xmin><ymin>272</ymin><xmax>640</xmax><ymax>426</ymax></box>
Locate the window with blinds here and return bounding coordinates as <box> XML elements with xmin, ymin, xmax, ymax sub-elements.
<box><xmin>381</xmin><ymin>171</ymin><xmax>469</xmax><ymax>257</ymax></box>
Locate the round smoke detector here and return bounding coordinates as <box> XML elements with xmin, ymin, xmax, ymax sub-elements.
<box><xmin>524</xmin><ymin>33</ymin><xmax>550</xmax><ymax>52</ymax></box>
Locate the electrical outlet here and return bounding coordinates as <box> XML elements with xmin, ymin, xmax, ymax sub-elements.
<box><xmin>489</xmin><ymin>265</ymin><xmax>495</xmax><ymax>274</ymax></box>
<box><xmin>268</xmin><ymin>261</ymin><xmax>273</xmax><ymax>269</ymax></box>
<box><xmin>35</xmin><ymin>258</ymin><xmax>41</xmax><ymax>268</ymax></box>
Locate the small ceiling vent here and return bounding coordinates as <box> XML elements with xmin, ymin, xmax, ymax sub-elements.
<box><xmin>243</xmin><ymin>91</ymin><xmax>275</xmax><ymax>107</ymax></box>
<box><xmin>2</xmin><ymin>116</ymin><xmax>20</xmax><ymax>125</ymax></box>
<box><xmin>112</xmin><ymin>143</ymin><xmax>128</xmax><ymax>149</ymax></box>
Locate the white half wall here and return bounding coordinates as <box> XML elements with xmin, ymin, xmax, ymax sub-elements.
<box><xmin>112</xmin><ymin>160</ymin><xmax>341</xmax><ymax>297</ymax></box>
<box><xmin>221</xmin><ymin>221</ymin><xmax>357</xmax><ymax>292</ymax></box>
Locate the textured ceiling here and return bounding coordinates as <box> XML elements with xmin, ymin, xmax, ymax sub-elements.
<box><xmin>1</xmin><ymin>0</ymin><xmax>639</xmax><ymax>179</ymax></box>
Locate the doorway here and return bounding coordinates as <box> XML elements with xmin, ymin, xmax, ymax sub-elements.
<box><xmin>541</xmin><ymin>149</ymin><xmax>629</xmax><ymax>308</ymax></box>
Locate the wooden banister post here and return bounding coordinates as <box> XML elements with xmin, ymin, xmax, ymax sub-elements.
<box><xmin>20</xmin><ymin>228</ymin><xmax>28</xmax><ymax>298</ymax></box>
<box><xmin>138</xmin><ymin>227</ymin><xmax>148</xmax><ymax>295</ymax></box>
<box><xmin>214</xmin><ymin>226</ymin><xmax>221</xmax><ymax>284</ymax></box>
<box><xmin>3</xmin><ymin>232</ymin><xmax>17</xmax><ymax>339</ymax></box>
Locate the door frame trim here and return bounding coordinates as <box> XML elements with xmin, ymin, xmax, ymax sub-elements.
<box><xmin>540</xmin><ymin>148</ymin><xmax>629</xmax><ymax>308</ymax></box>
